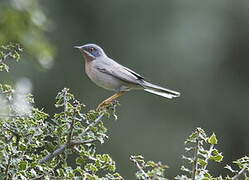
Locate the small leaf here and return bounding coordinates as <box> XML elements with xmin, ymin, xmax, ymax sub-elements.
<box><xmin>146</xmin><ymin>161</ymin><xmax>157</xmax><ymax>167</ymax></box>
<box><xmin>76</xmin><ymin>157</ymin><xmax>85</xmax><ymax>165</ymax></box>
<box><xmin>208</xmin><ymin>133</ymin><xmax>218</xmax><ymax>145</ymax></box>
<box><xmin>198</xmin><ymin>158</ymin><xmax>208</xmax><ymax>167</ymax></box>
<box><xmin>202</xmin><ymin>178</ymin><xmax>211</xmax><ymax>180</ymax></box>
<box><xmin>19</xmin><ymin>160</ymin><xmax>28</xmax><ymax>170</ymax></box>
<box><xmin>210</xmin><ymin>154</ymin><xmax>223</xmax><ymax>162</ymax></box>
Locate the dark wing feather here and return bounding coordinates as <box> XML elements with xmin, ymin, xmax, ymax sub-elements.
<box><xmin>122</xmin><ymin>67</ymin><xmax>144</xmax><ymax>80</ymax></box>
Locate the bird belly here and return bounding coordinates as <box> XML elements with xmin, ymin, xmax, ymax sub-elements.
<box><xmin>85</xmin><ymin>64</ymin><xmax>128</xmax><ymax>92</ymax></box>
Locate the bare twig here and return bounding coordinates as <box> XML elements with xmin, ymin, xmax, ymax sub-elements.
<box><xmin>39</xmin><ymin>139</ymin><xmax>97</xmax><ymax>164</ymax></box>
<box><xmin>135</xmin><ymin>162</ymin><xmax>149</xmax><ymax>179</ymax></box>
<box><xmin>232</xmin><ymin>166</ymin><xmax>248</xmax><ymax>180</ymax></box>
<box><xmin>130</xmin><ymin>157</ymin><xmax>149</xmax><ymax>179</ymax></box>
<box><xmin>39</xmin><ymin>144</ymin><xmax>67</xmax><ymax>164</ymax></box>
<box><xmin>69</xmin><ymin>139</ymin><xmax>96</xmax><ymax>146</ymax></box>
<box><xmin>39</xmin><ymin>113</ymin><xmax>104</xmax><ymax>164</ymax></box>
<box><xmin>203</xmin><ymin>144</ymin><xmax>214</xmax><ymax>170</ymax></box>
<box><xmin>191</xmin><ymin>136</ymin><xmax>200</xmax><ymax>180</ymax></box>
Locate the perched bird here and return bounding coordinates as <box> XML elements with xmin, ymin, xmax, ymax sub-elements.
<box><xmin>74</xmin><ymin>44</ymin><xmax>180</xmax><ymax>109</ymax></box>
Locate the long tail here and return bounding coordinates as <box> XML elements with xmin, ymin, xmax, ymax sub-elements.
<box><xmin>141</xmin><ymin>81</ymin><xmax>180</xmax><ymax>99</ymax></box>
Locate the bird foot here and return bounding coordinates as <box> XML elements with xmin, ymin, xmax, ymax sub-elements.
<box><xmin>96</xmin><ymin>99</ymin><xmax>119</xmax><ymax>111</ymax></box>
<box><xmin>96</xmin><ymin>100</ymin><xmax>113</xmax><ymax>111</ymax></box>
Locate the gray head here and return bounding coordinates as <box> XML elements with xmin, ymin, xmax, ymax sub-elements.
<box><xmin>74</xmin><ymin>44</ymin><xmax>107</xmax><ymax>61</ymax></box>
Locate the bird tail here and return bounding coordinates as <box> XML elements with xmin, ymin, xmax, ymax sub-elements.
<box><xmin>141</xmin><ymin>81</ymin><xmax>180</xmax><ymax>99</ymax></box>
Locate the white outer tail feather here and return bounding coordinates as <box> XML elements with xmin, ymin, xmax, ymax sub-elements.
<box><xmin>141</xmin><ymin>81</ymin><xmax>180</xmax><ymax>99</ymax></box>
<box><xmin>144</xmin><ymin>88</ymin><xmax>178</xmax><ymax>99</ymax></box>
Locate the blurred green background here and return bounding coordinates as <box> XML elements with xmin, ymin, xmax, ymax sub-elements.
<box><xmin>1</xmin><ymin>0</ymin><xmax>249</xmax><ymax>178</ymax></box>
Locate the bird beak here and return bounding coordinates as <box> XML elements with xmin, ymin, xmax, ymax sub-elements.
<box><xmin>74</xmin><ymin>45</ymin><xmax>86</xmax><ymax>54</ymax></box>
<box><xmin>74</xmin><ymin>45</ymin><xmax>95</xmax><ymax>61</ymax></box>
<box><xmin>74</xmin><ymin>46</ymin><xmax>81</xmax><ymax>49</ymax></box>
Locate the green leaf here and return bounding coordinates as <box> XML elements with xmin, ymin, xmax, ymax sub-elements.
<box><xmin>198</xmin><ymin>158</ymin><xmax>208</xmax><ymax>167</ymax></box>
<box><xmin>0</xmin><ymin>63</ymin><xmax>9</xmax><ymax>72</ymax></box>
<box><xmin>210</xmin><ymin>154</ymin><xmax>223</xmax><ymax>162</ymax></box>
<box><xmin>202</xmin><ymin>178</ymin><xmax>211</xmax><ymax>180</ymax></box>
<box><xmin>76</xmin><ymin>157</ymin><xmax>85</xmax><ymax>165</ymax></box>
<box><xmin>19</xmin><ymin>160</ymin><xmax>28</xmax><ymax>170</ymax></box>
<box><xmin>208</xmin><ymin>133</ymin><xmax>218</xmax><ymax>145</ymax></box>
<box><xmin>85</xmin><ymin>163</ymin><xmax>98</xmax><ymax>173</ymax></box>
<box><xmin>146</xmin><ymin>161</ymin><xmax>157</xmax><ymax>167</ymax></box>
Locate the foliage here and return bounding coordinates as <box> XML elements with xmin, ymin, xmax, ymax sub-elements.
<box><xmin>0</xmin><ymin>43</ymin><xmax>23</xmax><ymax>72</ymax></box>
<box><xmin>130</xmin><ymin>155</ymin><xmax>168</xmax><ymax>180</ymax></box>
<box><xmin>0</xmin><ymin>43</ymin><xmax>248</xmax><ymax>179</ymax></box>
<box><xmin>175</xmin><ymin>128</ymin><xmax>249</xmax><ymax>180</ymax></box>
<box><xmin>0</xmin><ymin>0</ymin><xmax>54</xmax><ymax>68</ymax></box>
<box><xmin>0</xmin><ymin>44</ymin><xmax>122</xmax><ymax>179</ymax></box>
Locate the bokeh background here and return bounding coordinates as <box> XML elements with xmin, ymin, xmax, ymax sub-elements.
<box><xmin>1</xmin><ymin>0</ymin><xmax>249</xmax><ymax>178</ymax></box>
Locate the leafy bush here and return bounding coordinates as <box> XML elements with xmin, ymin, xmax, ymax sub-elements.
<box><xmin>0</xmin><ymin>44</ymin><xmax>248</xmax><ymax>179</ymax></box>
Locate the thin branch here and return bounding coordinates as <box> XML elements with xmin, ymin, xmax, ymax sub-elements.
<box><xmin>191</xmin><ymin>136</ymin><xmax>200</xmax><ymax>180</ymax></box>
<box><xmin>39</xmin><ymin>144</ymin><xmax>67</xmax><ymax>164</ymax></box>
<box><xmin>4</xmin><ymin>154</ymin><xmax>12</xmax><ymax>180</ymax></box>
<box><xmin>130</xmin><ymin>157</ymin><xmax>149</xmax><ymax>179</ymax></box>
<box><xmin>232</xmin><ymin>166</ymin><xmax>248</xmax><ymax>180</ymax></box>
<box><xmin>69</xmin><ymin>139</ymin><xmax>97</xmax><ymax>146</ymax></box>
<box><xmin>203</xmin><ymin>144</ymin><xmax>214</xmax><ymax>170</ymax></box>
<box><xmin>39</xmin><ymin>113</ymin><xmax>104</xmax><ymax>164</ymax></box>
<box><xmin>135</xmin><ymin>162</ymin><xmax>149</xmax><ymax>179</ymax></box>
<box><xmin>39</xmin><ymin>139</ymin><xmax>96</xmax><ymax>164</ymax></box>
<box><xmin>67</xmin><ymin>117</ymin><xmax>75</xmax><ymax>143</ymax></box>
<box><xmin>81</xmin><ymin>113</ymin><xmax>105</xmax><ymax>137</ymax></box>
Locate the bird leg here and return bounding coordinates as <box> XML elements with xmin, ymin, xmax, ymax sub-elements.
<box><xmin>97</xmin><ymin>91</ymin><xmax>126</xmax><ymax>110</ymax></box>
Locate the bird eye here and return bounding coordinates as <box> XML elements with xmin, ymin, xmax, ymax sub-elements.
<box><xmin>89</xmin><ymin>47</ymin><xmax>94</xmax><ymax>52</ymax></box>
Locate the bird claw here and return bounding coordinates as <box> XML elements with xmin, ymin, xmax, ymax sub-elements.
<box><xmin>96</xmin><ymin>100</ymin><xmax>112</xmax><ymax>111</ymax></box>
<box><xmin>96</xmin><ymin>100</ymin><xmax>119</xmax><ymax>111</ymax></box>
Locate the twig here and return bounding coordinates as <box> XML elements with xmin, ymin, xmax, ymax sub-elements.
<box><xmin>135</xmin><ymin>162</ymin><xmax>149</xmax><ymax>179</ymax></box>
<box><xmin>232</xmin><ymin>166</ymin><xmax>248</xmax><ymax>180</ymax></box>
<box><xmin>69</xmin><ymin>139</ymin><xmax>96</xmax><ymax>146</ymax></box>
<box><xmin>4</xmin><ymin>154</ymin><xmax>12</xmax><ymax>180</ymax></box>
<box><xmin>191</xmin><ymin>136</ymin><xmax>200</xmax><ymax>180</ymax></box>
<box><xmin>39</xmin><ymin>139</ymin><xmax>96</xmax><ymax>164</ymax></box>
<box><xmin>81</xmin><ymin>113</ymin><xmax>104</xmax><ymax>137</ymax></box>
<box><xmin>39</xmin><ymin>113</ymin><xmax>104</xmax><ymax>163</ymax></box>
<box><xmin>203</xmin><ymin>144</ymin><xmax>214</xmax><ymax>170</ymax></box>
<box><xmin>39</xmin><ymin>144</ymin><xmax>67</xmax><ymax>164</ymax></box>
<box><xmin>130</xmin><ymin>157</ymin><xmax>149</xmax><ymax>179</ymax></box>
<box><xmin>67</xmin><ymin>117</ymin><xmax>75</xmax><ymax>143</ymax></box>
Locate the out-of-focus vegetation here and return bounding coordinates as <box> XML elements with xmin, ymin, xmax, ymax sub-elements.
<box><xmin>0</xmin><ymin>0</ymin><xmax>54</xmax><ymax>68</ymax></box>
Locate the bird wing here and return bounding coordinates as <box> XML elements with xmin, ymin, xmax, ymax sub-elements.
<box><xmin>122</xmin><ymin>66</ymin><xmax>144</xmax><ymax>80</ymax></box>
<box><xmin>96</xmin><ymin>58</ymin><xmax>144</xmax><ymax>85</ymax></box>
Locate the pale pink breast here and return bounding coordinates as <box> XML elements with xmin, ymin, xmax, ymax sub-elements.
<box><xmin>85</xmin><ymin>61</ymin><xmax>124</xmax><ymax>91</ymax></box>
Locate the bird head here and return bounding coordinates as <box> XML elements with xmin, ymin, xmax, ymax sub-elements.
<box><xmin>74</xmin><ymin>44</ymin><xmax>106</xmax><ymax>61</ymax></box>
